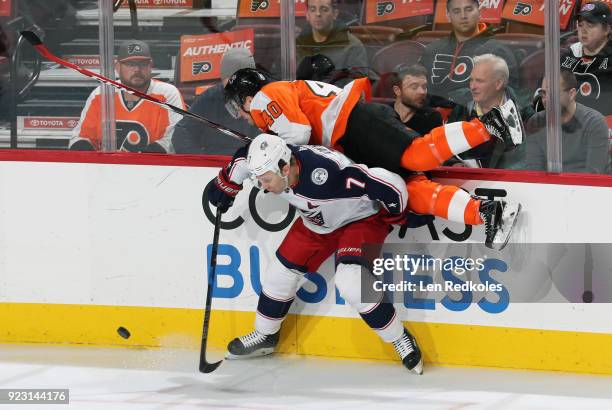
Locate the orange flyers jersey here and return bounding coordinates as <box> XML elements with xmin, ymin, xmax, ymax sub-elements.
<box><xmin>249</xmin><ymin>78</ymin><xmax>371</xmax><ymax>148</ymax></box>
<box><xmin>70</xmin><ymin>79</ymin><xmax>185</xmax><ymax>152</ymax></box>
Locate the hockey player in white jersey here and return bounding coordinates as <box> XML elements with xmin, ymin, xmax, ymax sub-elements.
<box><xmin>206</xmin><ymin>133</ymin><xmax>424</xmax><ymax>374</ymax></box>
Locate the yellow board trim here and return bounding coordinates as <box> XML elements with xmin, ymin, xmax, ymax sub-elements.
<box><xmin>2</xmin><ymin>303</ymin><xmax>612</xmax><ymax>374</ymax></box>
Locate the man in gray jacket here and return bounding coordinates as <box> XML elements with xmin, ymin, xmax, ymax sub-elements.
<box><xmin>526</xmin><ymin>70</ymin><xmax>610</xmax><ymax>174</ymax></box>
<box><xmin>419</xmin><ymin>0</ymin><xmax>518</xmax><ymax>106</ymax></box>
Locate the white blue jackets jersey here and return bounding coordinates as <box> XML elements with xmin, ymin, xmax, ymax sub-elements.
<box><xmin>225</xmin><ymin>144</ymin><xmax>408</xmax><ymax>234</ymax></box>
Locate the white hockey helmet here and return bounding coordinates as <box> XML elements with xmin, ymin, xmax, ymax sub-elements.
<box><xmin>247</xmin><ymin>133</ymin><xmax>292</xmax><ymax>177</ymax></box>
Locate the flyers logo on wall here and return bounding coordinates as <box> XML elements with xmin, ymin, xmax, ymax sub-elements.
<box><xmin>0</xmin><ymin>0</ymin><xmax>11</xmax><ymax>17</ymax></box>
<box><xmin>366</xmin><ymin>0</ymin><xmax>434</xmax><ymax>23</ymax></box>
<box><xmin>434</xmin><ymin>0</ymin><xmax>504</xmax><ymax>24</ymax></box>
<box><xmin>513</xmin><ymin>2</ymin><xmax>532</xmax><ymax>14</ymax></box>
<box><xmin>237</xmin><ymin>0</ymin><xmax>307</xmax><ymax>18</ymax></box>
<box><xmin>502</xmin><ymin>0</ymin><xmax>576</xmax><ymax>29</ymax></box>
<box><xmin>121</xmin><ymin>0</ymin><xmax>193</xmax><ymax>7</ymax></box>
<box><xmin>180</xmin><ymin>30</ymin><xmax>254</xmax><ymax>82</ymax></box>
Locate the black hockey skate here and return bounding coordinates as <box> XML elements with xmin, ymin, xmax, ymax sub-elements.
<box><xmin>479</xmin><ymin>100</ymin><xmax>524</xmax><ymax>150</ymax></box>
<box><xmin>226</xmin><ymin>330</ymin><xmax>280</xmax><ymax>359</ymax></box>
<box><xmin>392</xmin><ymin>328</ymin><xmax>423</xmax><ymax>375</ymax></box>
<box><xmin>479</xmin><ymin>199</ymin><xmax>522</xmax><ymax>251</ymax></box>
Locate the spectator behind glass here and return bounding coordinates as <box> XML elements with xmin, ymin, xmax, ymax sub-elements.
<box><xmin>526</xmin><ymin>70</ymin><xmax>610</xmax><ymax>174</ymax></box>
<box><xmin>389</xmin><ymin>64</ymin><xmax>443</xmax><ymax>135</ymax></box>
<box><xmin>296</xmin><ymin>0</ymin><xmax>368</xmax><ymax>86</ymax></box>
<box><xmin>70</xmin><ymin>40</ymin><xmax>184</xmax><ymax>153</ymax></box>
<box><xmin>419</xmin><ymin>0</ymin><xmax>518</xmax><ymax>107</ymax></box>
<box><xmin>172</xmin><ymin>47</ymin><xmax>260</xmax><ymax>154</ymax></box>
<box><xmin>561</xmin><ymin>1</ymin><xmax>612</xmax><ymax>156</ymax></box>
<box><xmin>0</xmin><ymin>25</ymin><xmax>8</xmax><ymax>121</ymax></box>
<box><xmin>561</xmin><ymin>1</ymin><xmax>612</xmax><ymax>115</ymax></box>
<box><xmin>448</xmin><ymin>54</ymin><xmax>534</xmax><ymax>168</ymax></box>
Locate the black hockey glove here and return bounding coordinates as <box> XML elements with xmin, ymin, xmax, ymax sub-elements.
<box><xmin>206</xmin><ymin>169</ymin><xmax>242</xmax><ymax>213</ymax></box>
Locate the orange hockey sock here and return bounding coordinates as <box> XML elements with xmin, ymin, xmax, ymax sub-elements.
<box><xmin>400</xmin><ymin>121</ymin><xmax>491</xmax><ymax>171</ymax></box>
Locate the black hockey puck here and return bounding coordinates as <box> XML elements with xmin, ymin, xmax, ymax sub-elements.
<box><xmin>117</xmin><ymin>326</ymin><xmax>131</xmax><ymax>339</ymax></box>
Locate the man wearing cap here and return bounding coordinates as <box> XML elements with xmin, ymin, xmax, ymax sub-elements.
<box><xmin>70</xmin><ymin>39</ymin><xmax>185</xmax><ymax>153</ymax></box>
<box><xmin>561</xmin><ymin>2</ymin><xmax>612</xmax><ymax>117</ymax></box>
<box><xmin>172</xmin><ymin>47</ymin><xmax>260</xmax><ymax>154</ymax></box>
<box><xmin>561</xmin><ymin>1</ymin><xmax>612</xmax><ymax>160</ymax></box>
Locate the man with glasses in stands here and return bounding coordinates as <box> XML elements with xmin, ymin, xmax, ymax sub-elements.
<box><xmin>70</xmin><ymin>39</ymin><xmax>184</xmax><ymax>153</ymax></box>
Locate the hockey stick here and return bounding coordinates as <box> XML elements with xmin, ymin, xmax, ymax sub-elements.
<box><xmin>19</xmin><ymin>30</ymin><xmax>252</xmax><ymax>144</ymax></box>
<box><xmin>199</xmin><ymin>205</ymin><xmax>224</xmax><ymax>373</ymax></box>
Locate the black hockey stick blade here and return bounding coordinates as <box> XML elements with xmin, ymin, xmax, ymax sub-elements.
<box><xmin>19</xmin><ymin>30</ymin><xmax>252</xmax><ymax>144</ymax></box>
<box><xmin>200</xmin><ymin>358</ymin><xmax>222</xmax><ymax>373</ymax></box>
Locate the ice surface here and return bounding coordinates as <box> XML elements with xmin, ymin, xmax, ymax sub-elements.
<box><xmin>1</xmin><ymin>344</ymin><xmax>612</xmax><ymax>409</ymax></box>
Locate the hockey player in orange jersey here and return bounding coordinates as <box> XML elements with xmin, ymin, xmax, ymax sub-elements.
<box><xmin>223</xmin><ymin>68</ymin><xmax>522</xmax><ymax>249</ymax></box>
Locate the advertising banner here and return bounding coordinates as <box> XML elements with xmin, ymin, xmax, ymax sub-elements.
<box><xmin>435</xmin><ymin>0</ymin><xmax>504</xmax><ymax>24</ymax></box>
<box><xmin>0</xmin><ymin>160</ymin><xmax>610</xmax><ymax>333</ymax></box>
<box><xmin>501</xmin><ymin>0</ymin><xmax>576</xmax><ymax>29</ymax></box>
<box><xmin>0</xmin><ymin>0</ymin><xmax>10</xmax><ymax>16</ymax></box>
<box><xmin>365</xmin><ymin>0</ymin><xmax>435</xmax><ymax>24</ymax></box>
<box><xmin>180</xmin><ymin>29</ymin><xmax>254</xmax><ymax>82</ymax></box>
<box><xmin>1</xmin><ymin>158</ymin><xmax>612</xmax><ymax>372</ymax></box>
<box><xmin>120</xmin><ymin>0</ymin><xmax>193</xmax><ymax>8</ymax></box>
<box><xmin>237</xmin><ymin>0</ymin><xmax>307</xmax><ymax>18</ymax></box>
<box><xmin>21</xmin><ymin>117</ymin><xmax>80</xmax><ymax>130</ymax></box>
